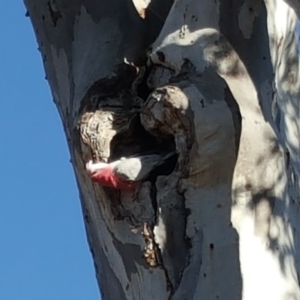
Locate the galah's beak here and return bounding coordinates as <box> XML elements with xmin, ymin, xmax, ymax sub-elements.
<box><xmin>86</xmin><ymin>160</ymin><xmax>109</xmax><ymax>175</ymax></box>
<box><xmin>86</xmin><ymin>160</ymin><xmax>96</xmax><ymax>175</ymax></box>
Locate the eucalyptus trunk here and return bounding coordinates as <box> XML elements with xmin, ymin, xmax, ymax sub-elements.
<box><xmin>24</xmin><ymin>0</ymin><xmax>300</xmax><ymax>299</ymax></box>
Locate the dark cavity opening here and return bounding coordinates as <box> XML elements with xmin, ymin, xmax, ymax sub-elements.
<box><xmin>110</xmin><ymin>114</ymin><xmax>177</xmax><ymax>181</ymax></box>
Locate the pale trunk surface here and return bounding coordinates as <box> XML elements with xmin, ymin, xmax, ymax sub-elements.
<box><xmin>24</xmin><ymin>0</ymin><xmax>300</xmax><ymax>299</ymax></box>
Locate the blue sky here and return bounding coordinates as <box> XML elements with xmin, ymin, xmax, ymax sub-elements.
<box><xmin>0</xmin><ymin>2</ymin><xmax>99</xmax><ymax>299</ymax></box>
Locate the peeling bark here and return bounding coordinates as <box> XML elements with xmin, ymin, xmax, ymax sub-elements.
<box><xmin>24</xmin><ymin>0</ymin><xmax>300</xmax><ymax>299</ymax></box>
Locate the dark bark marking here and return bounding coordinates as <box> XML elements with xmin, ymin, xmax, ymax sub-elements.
<box><xmin>78</xmin><ymin>64</ymin><xmax>139</xmax><ymax>115</ymax></box>
<box><xmin>156</xmin><ymin>51</ymin><xmax>166</xmax><ymax>63</ymax></box>
<box><xmin>251</xmin><ymin>189</ymin><xmax>275</xmax><ymax>240</ymax></box>
<box><xmin>286</xmin><ymin>150</ymin><xmax>290</xmax><ymax>168</ymax></box>
<box><xmin>223</xmin><ymin>86</ymin><xmax>241</xmax><ymax>155</ymax></box>
<box><xmin>47</xmin><ymin>2</ymin><xmax>62</xmax><ymax>27</ymax></box>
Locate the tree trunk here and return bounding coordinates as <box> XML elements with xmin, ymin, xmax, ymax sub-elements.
<box><xmin>24</xmin><ymin>0</ymin><xmax>300</xmax><ymax>299</ymax></box>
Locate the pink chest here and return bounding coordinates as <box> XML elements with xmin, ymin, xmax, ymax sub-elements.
<box><xmin>91</xmin><ymin>169</ymin><xmax>138</xmax><ymax>191</ymax></box>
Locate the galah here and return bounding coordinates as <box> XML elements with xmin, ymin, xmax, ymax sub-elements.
<box><xmin>86</xmin><ymin>151</ymin><xmax>175</xmax><ymax>190</ymax></box>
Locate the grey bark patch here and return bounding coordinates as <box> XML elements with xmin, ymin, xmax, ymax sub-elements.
<box><xmin>113</xmin><ymin>237</ymin><xmax>149</xmax><ymax>280</ymax></box>
<box><xmin>97</xmin><ymin>246</ymin><xmax>127</xmax><ymax>300</ymax></box>
<box><xmin>172</xmin><ymin>230</ymin><xmax>203</xmax><ymax>300</ymax></box>
<box><xmin>155</xmin><ymin>176</ymin><xmax>190</xmax><ymax>290</ymax></box>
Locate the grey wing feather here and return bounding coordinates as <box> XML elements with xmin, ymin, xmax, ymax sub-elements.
<box><xmin>113</xmin><ymin>158</ymin><xmax>143</xmax><ymax>181</ymax></box>
<box><xmin>113</xmin><ymin>155</ymin><xmax>168</xmax><ymax>182</ymax></box>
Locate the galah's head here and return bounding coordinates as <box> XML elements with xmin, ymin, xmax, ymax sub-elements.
<box><xmin>85</xmin><ymin>159</ymin><xmax>138</xmax><ymax>190</ymax></box>
<box><xmin>85</xmin><ymin>160</ymin><xmax>109</xmax><ymax>175</ymax></box>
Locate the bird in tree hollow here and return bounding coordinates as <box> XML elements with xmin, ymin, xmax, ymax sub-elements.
<box><xmin>86</xmin><ymin>151</ymin><xmax>175</xmax><ymax>191</ymax></box>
